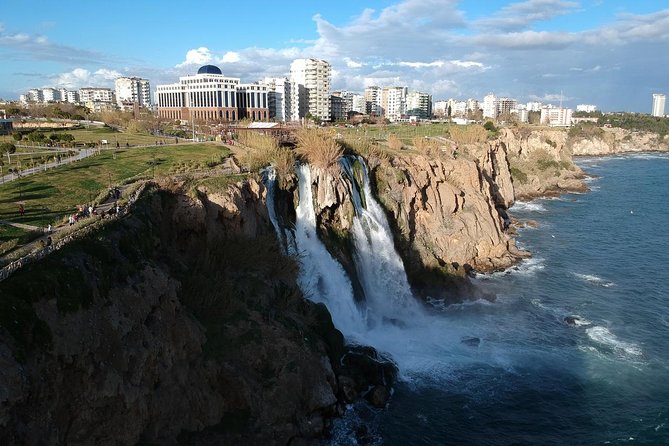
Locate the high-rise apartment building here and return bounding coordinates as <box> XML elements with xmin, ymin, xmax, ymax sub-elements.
<box><xmin>289</xmin><ymin>58</ymin><xmax>331</xmax><ymax>121</ymax></box>
<box><xmin>381</xmin><ymin>86</ymin><xmax>407</xmax><ymax>122</ymax></box>
<box><xmin>262</xmin><ymin>77</ymin><xmax>291</xmax><ymax>122</ymax></box>
<box><xmin>652</xmin><ymin>93</ymin><xmax>666</xmax><ymax>117</ymax></box>
<box><xmin>406</xmin><ymin>91</ymin><xmax>432</xmax><ymax>119</ymax></box>
<box><xmin>115</xmin><ymin>77</ymin><xmax>152</xmax><ymax>109</ymax></box>
<box><xmin>483</xmin><ymin>93</ymin><xmax>497</xmax><ymax>118</ymax></box>
<box><xmin>79</xmin><ymin>87</ymin><xmax>114</xmax><ymax>103</ymax></box>
<box><xmin>364</xmin><ymin>86</ymin><xmax>383</xmax><ymax>116</ymax></box>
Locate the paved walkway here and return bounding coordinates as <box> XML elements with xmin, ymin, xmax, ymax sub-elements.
<box><xmin>0</xmin><ymin>220</ymin><xmax>41</xmax><ymax>231</ymax></box>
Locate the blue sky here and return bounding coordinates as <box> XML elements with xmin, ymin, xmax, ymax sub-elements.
<box><xmin>1</xmin><ymin>0</ymin><xmax>668</xmax><ymax>111</ymax></box>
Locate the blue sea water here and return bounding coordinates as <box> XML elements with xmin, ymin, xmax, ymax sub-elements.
<box><xmin>331</xmin><ymin>153</ymin><xmax>669</xmax><ymax>445</ymax></box>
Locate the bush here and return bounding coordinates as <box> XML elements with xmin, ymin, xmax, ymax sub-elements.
<box><xmin>386</xmin><ymin>134</ymin><xmax>403</xmax><ymax>151</ymax></box>
<box><xmin>510</xmin><ymin>166</ymin><xmax>528</xmax><ymax>184</ymax></box>
<box><xmin>448</xmin><ymin>125</ymin><xmax>488</xmax><ymax>144</ymax></box>
<box><xmin>483</xmin><ymin>121</ymin><xmax>497</xmax><ymax>132</ymax></box>
<box><xmin>295</xmin><ymin>128</ymin><xmax>342</xmax><ymax>172</ymax></box>
<box><xmin>413</xmin><ymin>137</ymin><xmax>440</xmax><ymax>156</ymax></box>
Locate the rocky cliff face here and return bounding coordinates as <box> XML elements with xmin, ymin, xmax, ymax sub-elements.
<box><xmin>498</xmin><ymin>128</ymin><xmax>588</xmax><ymax>200</ymax></box>
<box><xmin>0</xmin><ymin>179</ymin><xmax>392</xmax><ymax>445</ymax></box>
<box><xmin>569</xmin><ymin>127</ymin><xmax>669</xmax><ymax>155</ymax></box>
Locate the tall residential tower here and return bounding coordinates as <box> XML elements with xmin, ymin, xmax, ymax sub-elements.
<box><xmin>289</xmin><ymin>58</ymin><xmax>331</xmax><ymax>122</ymax></box>
<box><xmin>652</xmin><ymin>93</ymin><xmax>666</xmax><ymax>117</ymax></box>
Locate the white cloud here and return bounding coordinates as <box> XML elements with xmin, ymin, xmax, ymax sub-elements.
<box><xmin>344</xmin><ymin>57</ymin><xmax>363</xmax><ymax>68</ymax></box>
<box><xmin>475</xmin><ymin>0</ymin><xmax>580</xmax><ymax>31</ymax></box>
<box><xmin>222</xmin><ymin>51</ymin><xmax>241</xmax><ymax>63</ymax></box>
<box><xmin>50</xmin><ymin>67</ymin><xmax>122</xmax><ymax>89</ymax></box>
<box><xmin>177</xmin><ymin>47</ymin><xmax>214</xmax><ymax>67</ymax></box>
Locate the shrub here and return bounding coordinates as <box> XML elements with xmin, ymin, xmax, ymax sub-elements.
<box><xmin>510</xmin><ymin>166</ymin><xmax>528</xmax><ymax>184</ymax></box>
<box><xmin>295</xmin><ymin>128</ymin><xmax>343</xmax><ymax>172</ymax></box>
<box><xmin>387</xmin><ymin>134</ymin><xmax>403</xmax><ymax>151</ymax></box>
<box><xmin>413</xmin><ymin>137</ymin><xmax>440</xmax><ymax>156</ymax></box>
<box><xmin>448</xmin><ymin>125</ymin><xmax>488</xmax><ymax>144</ymax></box>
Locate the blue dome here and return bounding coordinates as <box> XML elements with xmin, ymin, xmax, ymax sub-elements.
<box><xmin>197</xmin><ymin>65</ymin><xmax>222</xmax><ymax>75</ymax></box>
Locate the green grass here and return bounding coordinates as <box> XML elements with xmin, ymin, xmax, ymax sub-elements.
<box><xmin>1</xmin><ymin>126</ymin><xmax>165</xmax><ymax>147</ymax></box>
<box><xmin>0</xmin><ymin>143</ymin><xmax>230</xmax><ymax>233</ymax></box>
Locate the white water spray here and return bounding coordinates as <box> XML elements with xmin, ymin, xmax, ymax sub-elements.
<box><xmin>293</xmin><ymin>164</ymin><xmax>366</xmax><ymax>338</ymax></box>
<box><xmin>341</xmin><ymin>157</ymin><xmax>424</xmax><ymax>325</ymax></box>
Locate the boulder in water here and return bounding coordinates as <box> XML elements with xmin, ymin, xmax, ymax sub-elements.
<box><xmin>461</xmin><ymin>336</ymin><xmax>481</xmax><ymax>347</ymax></box>
<box><xmin>337</xmin><ymin>375</ymin><xmax>359</xmax><ymax>403</ymax></box>
<box><xmin>564</xmin><ymin>315</ymin><xmax>580</xmax><ymax>326</ymax></box>
<box><xmin>366</xmin><ymin>385</ymin><xmax>391</xmax><ymax>408</ymax></box>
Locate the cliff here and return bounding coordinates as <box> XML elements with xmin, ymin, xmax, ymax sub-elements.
<box><xmin>569</xmin><ymin>127</ymin><xmax>669</xmax><ymax>156</ymax></box>
<box><xmin>0</xmin><ymin>179</ymin><xmax>392</xmax><ymax>445</ymax></box>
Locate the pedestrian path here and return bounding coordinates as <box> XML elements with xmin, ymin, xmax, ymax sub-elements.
<box><xmin>0</xmin><ymin>220</ymin><xmax>41</xmax><ymax>231</ymax></box>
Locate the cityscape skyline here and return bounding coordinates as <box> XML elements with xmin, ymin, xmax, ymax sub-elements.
<box><xmin>1</xmin><ymin>0</ymin><xmax>668</xmax><ymax>112</ymax></box>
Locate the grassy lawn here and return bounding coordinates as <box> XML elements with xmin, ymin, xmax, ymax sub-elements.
<box><xmin>1</xmin><ymin>126</ymin><xmax>169</xmax><ymax>146</ymax></box>
<box><xmin>337</xmin><ymin>123</ymin><xmax>452</xmax><ymax>142</ymax></box>
<box><xmin>0</xmin><ymin>143</ymin><xmax>230</xmax><ymax>235</ymax></box>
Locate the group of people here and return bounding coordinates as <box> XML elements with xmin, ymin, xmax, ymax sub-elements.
<box><xmin>67</xmin><ymin>201</ymin><xmax>122</xmax><ymax>226</ymax></box>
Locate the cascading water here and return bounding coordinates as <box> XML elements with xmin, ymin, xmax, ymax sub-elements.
<box><xmin>292</xmin><ymin>164</ymin><xmax>366</xmax><ymax>338</ymax></box>
<box><xmin>341</xmin><ymin>156</ymin><xmax>424</xmax><ymax>325</ymax></box>
<box><xmin>261</xmin><ymin>166</ymin><xmax>289</xmax><ymax>253</ymax></box>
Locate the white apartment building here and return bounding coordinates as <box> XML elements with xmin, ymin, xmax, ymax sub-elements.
<box><xmin>364</xmin><ymin>86</ymin><xmax>383</xmax><ymax>116</ymax></box>
<box><xmin>41</xmin><ymin>88</ymin><xmax>61</xmax><ymax>102</ymax></box>
<box><xmin>652</xmin><ymin>93</ymin><xmax>666</xmax><ymax>117</ymax></box>
<box><xmin>496</xmin><ymin>98</ymin><xmax>518</xmax><ymax>118</ymax></box>
<box><xmin>330</xmin><ymin>91</ymin><xmax>354</xmax><ymax>121</ymax></box>
<box><xmin>466</xmin><ymin>99</ymin><xmax>480</xmax><ymax>114</ymax></box>
<box><xmin>64</xmin><ymin>90</ymin><xmax>80</xmax><ymax>103</ymax></box>
<box><xmin>262</xmin><ymin>77</ymin><xmax>291</xmax><ymax>122</ymax></box>
<box><xmin>26</xmin><ymin>89</ymin><xmax>43</xmax><ymax>103</ymax></box>
<box><xmin>382</xmin><ymin>86</ymin><xmax>407</xmax><ymax>122</ymax></box>
<box><xmin>79</xmin><ymin>87</ymin><xmax>115</xmax><ymax>103</ymax></box>
<box><xmin>541</xmin><ymin>107</ymin><xmax>573</xmax><ymax>127</ymax></box>
<box><xmin>433</xmin><ymin>100</ymin><xmax>448</xmax><ymax>116</ymax></box>
<box><xmin>576</xmin><ymin>104</ymin><xmax>597</xmax><ymax>113</ymax></box>
<box><xmin>526</xmin><ymin>101</ymin><xmax>543</xmax><ymax>112</ymax></box>
<box><xmin>115</xmin><ymin>77</ymin><xmax>152</xmax><ymax>109</ymax></box>
<box><xmin>351</xmin><ymin>94</ymin><xmax>366</xmax><ymax>114</ymax></box>
<box><xmin>406</xmin><ymin>91</ymin><xmax>432</xmax><ymax>119</ymax></box>
<box><xmin>483</xmin><ymin>93</ymin><xmax>497</xmax><ymax>118</ymax></box>
<box><xmin>290</xmin><ymin>58</ymin><xmax>331</xmax><ymax>121</ymax></box>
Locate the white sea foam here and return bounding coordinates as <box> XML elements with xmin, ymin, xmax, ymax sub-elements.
<box><xmin>511</xmin><ymin>201</ymin><xmax>547</xmax><ymax>212</ymax></box>
<box><xmin>573</xmin><ymin>273</ymin><xmax>615</xmax><ymax>288</ymax></box>
<box><xmin>586</xmin><ymin>326</ymin><xmax>643</xmax><ymax>358</ymax></box>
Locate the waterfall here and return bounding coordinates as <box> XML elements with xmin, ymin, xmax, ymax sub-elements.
<box><xmin>341</xmin><ymin>156</ymin><xmax>424</xmax><ymax>325</ymax></box>
<box><xmin>292</xmin><ymin>164</ymin><xmax>366</xmax><ymax>338</ymax></box>
<box><xmin>261</xmin><ymin>167</ymin><xmax>287</xmax><ymax>253</ymax></box>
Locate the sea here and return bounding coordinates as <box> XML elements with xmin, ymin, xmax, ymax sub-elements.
<box><xmin>327</xmin><ymin>153</ymin><xmax>669</xmax><ymax>445</ymax></box>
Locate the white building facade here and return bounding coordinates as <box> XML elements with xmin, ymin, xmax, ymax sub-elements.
<box><xmin>541</xmin><ymin>107</ymin><xmax>573</xmax><ymax>127</ymax></box>
<box><xmin>156</xmin><ymin>65</ymin><xmax>268</xmax><ymax>122</ymax></box>
<box><xmin>381</xmin><ymin>86</ymin><xmax>407</xmax><ymax>122</ymax></box>
<box><xmin>115</xmin><ymin>77</ymin><xmax>152</xmax><ymax>109</ymax></box>
<box><xmin>652</xmin><ymin>94</ymin><xmax>666</xmax><ymax>117</ymax></box>
<box><xmin>290</xmin><ymin>58</ymin><xmax>331</xmax><ymax>121</ymax></box>
<box><xmin>262</xmin><ymin>77</ymin><xmax>291</xmax><ymax>122</ymax></box>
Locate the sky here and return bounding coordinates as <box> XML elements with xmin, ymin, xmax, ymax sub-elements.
<box><xmin>1</xmin><ymin>0</ymin><xmax>668</xmax><ymax>112</ymax></box>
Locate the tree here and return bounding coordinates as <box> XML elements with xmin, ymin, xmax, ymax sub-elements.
<box><xmin>483</xmin><ymin>121</ymin><xmax>498</xmax><ymax>132</ymax></box>
<box><xmin>0</xmin><ymin>142</ymin><xmax>16</xmax><ymax>163</ymax></box>
<box><xmin>12</xmin><ymin>131</ymin><xmax>22</xmax><ymax>141</ymax></box>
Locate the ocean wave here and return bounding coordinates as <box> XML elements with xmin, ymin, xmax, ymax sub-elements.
<box><xmin>585</xmin><ymin>326</ymin><xmax>643</xmax><ymax>358</ymax></box>
<box><xmin>572</xmin><ymin>272</ymin><xmax>615</xmax><ymax>288</ymax></box>
<box><xmin>473</xmin><ymin>257</ymin><xmax>545</xmax><ymax>281</ymax></box>
<box><xmin>511</xmin><ymin>201</ymin><xmax>547</xmax><ymax>212</ymax></box>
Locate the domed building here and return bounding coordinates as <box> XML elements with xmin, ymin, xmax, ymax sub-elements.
<box><xmin>156</xmin><ymin>65</ymin><xmax>269</xmax><ymax>123</ymax></box>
